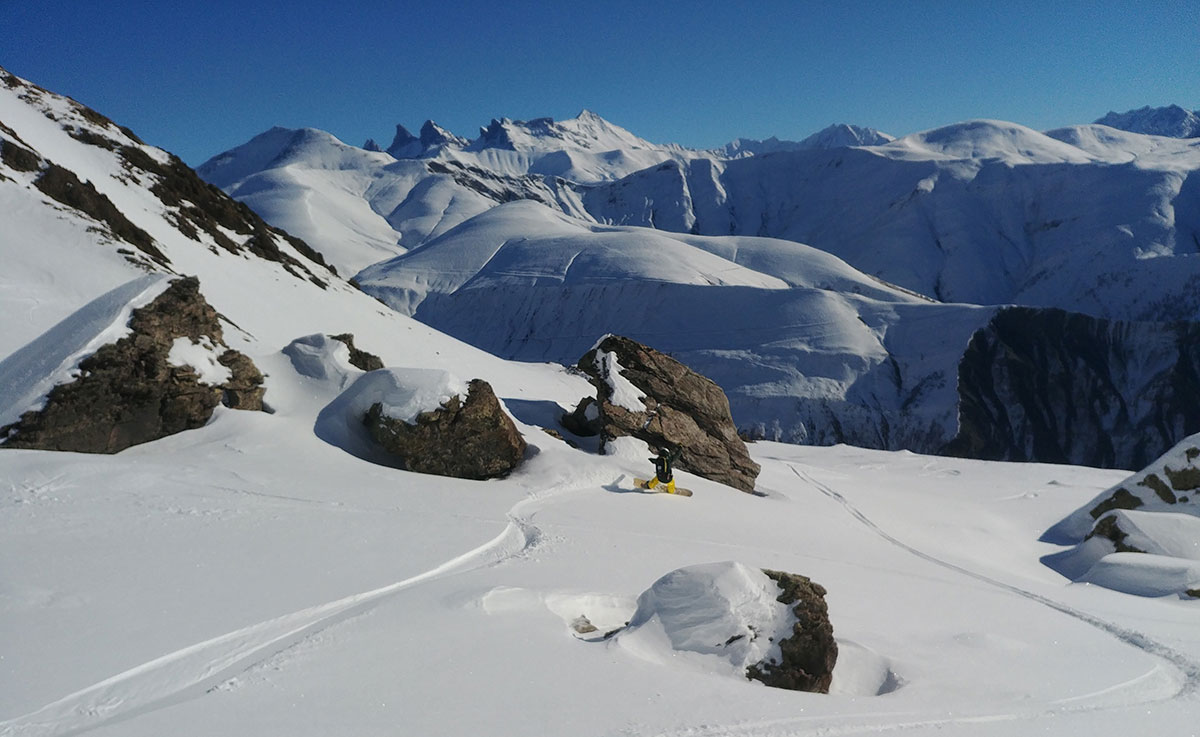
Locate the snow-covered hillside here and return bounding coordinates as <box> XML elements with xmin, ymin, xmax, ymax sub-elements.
<box><xmin>4</xmin><ymin>66</ymin><xmax>1200</xmax><ymax>737</ymax></box>
<box><xmin>583</xmin><ymin>120</ymin><xmax>1200</xmax><ymax>322</ymax></box>
<box><xmin>356</xmin><ymin>199</ymin><xmax>993</xmax><ymax>452</ymax></box>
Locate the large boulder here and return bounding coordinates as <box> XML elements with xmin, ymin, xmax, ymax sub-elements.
<box><xmin>364</xmin><ymin>377</ymin><xmax>526</xmax><ymax>479</ymax></box>
<box><xmin>569</xmin><ymin>335</ymin><xmax>760</xmax><ymax>492</ymax></box>
<box><xmin>0</xmin><ymin>276</ymin><xmax>265</xmax><ymax>453</ymax></box>
<box><xmin>746</xmin><ymin>570</ymin><xmax>838</xmax><ymax>693</ymax></box>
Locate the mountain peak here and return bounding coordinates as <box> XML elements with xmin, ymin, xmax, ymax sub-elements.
<box><xmin>1094</xmin><ymin>105</ymin><xmax>1200</xmax><ymax>138</ymax></box>
<box><xmin>386</xmin><ymin>124</ymin><xmax>420</xmax><ymax>157</ymax></box>
<box><xmin>419</xmin><ymin>120</ymin><xmax>467</xmax><ymax>149</ymax></box>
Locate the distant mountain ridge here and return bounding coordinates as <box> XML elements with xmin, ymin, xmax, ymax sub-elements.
<box><xmin>1095</xmin><ymin>105</ymin><xmax>1200</xmax><ymax>138</ymax></box>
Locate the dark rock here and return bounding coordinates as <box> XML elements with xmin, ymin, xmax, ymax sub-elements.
<box><xmin>1085</xmin><ymin>514</ymin><xmax>1146</xmax><ymax>554</ymax></box>
<box><xmin>363</xmin><ymin>378</ymin><xmax>525</xmax><ymax>479</ymax></box>
<box><xmin>575</xmin><ymin>335</ymin><xmax>760</xmax><ymax>492</ymax></box>
<box><xmin>560</xmin><ymin>396</ymin><xmax>601</xmax><ymax>436</ymax></box>
<box><xmin>329</xmin><ymin>333</ymin><xmax>384</xmax><ymax>372</ymax></box>
<box><xmin>33</xmin><ymin>162</ymin><xmax>167</xmax><ymax>265</ymax></box>
<box><xmin>746</xmin><ymin>570</ymin><xmax>838</xmax><ymax>693</ymax></box>
<box><xmin>1</xmin><ymin>277</ymin><xmax>266</xmax><ymax>453</ymax></box>
<box><xmin>943</xmin><ymin>306</ymin><xmax>1200</xmax><ymax>469</ymax></box>
<box><xmin>1</xmin><ymin>139</ymin><xmax>40</xmax><ymax>172</ymax></box>
<box><xmin>1089</xmin><ymin>487</ymin><xmax>1145</xmax><ymax>519</ymax></box>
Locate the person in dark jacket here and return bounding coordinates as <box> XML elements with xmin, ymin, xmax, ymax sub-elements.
<box><xmin>646</xmin><ymin>446</ymin><xmax>681</xmax><ymax>494</ymax></box>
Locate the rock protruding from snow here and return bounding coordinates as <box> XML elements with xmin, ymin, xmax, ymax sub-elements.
<box><xmin>0</xmin><ymin>276</ymin><xmax>265</xmax><ymax>453</ymax></box>
<box><xmin>328</xmin><ymin>333</ymin><xmax>384</xmax><ymax>372</ymax></box>
<box><xmin>1043</xmin><ymin>433</ymin><xmax>1200</xmax><ymax>597</ymax></box>
<box><xmin>573</xmin><ymin>335</ymin><xmax>760</xmax><ymax>492</ymax></box>
<box><xmin>747</xmin><ymin>569</ymin><xmax>838</xmax><ymax>693</ymax></box>
<box><xmin>363</xmin><ymin>375</ymin><xmax>526</xmax><ymax>479</ymax></box>
<box><xmin>1095</xmin><ymin>105</ymin><xmax>1200</xmax><ymax>139</ymax></box>
<box><xmin>616</xmin><ymin>562</ymin><xmax>836</xmax><ymax>693</ymax></box>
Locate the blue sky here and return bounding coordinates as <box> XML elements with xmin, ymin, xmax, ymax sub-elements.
<box><xmin>3</xmin><ymin>0</ymin><xmax>1196</xmax><ymax>165</ymax></box>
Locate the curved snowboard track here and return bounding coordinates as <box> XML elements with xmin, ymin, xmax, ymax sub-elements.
<box><xmin>0</xmin><ymin>475</ymin><xmax>591</xmax><ymax>737</ymax></box>
<box><xmin>660</xmin><ymin>465</ymin><xmax>1200</xmax><ymax>737</ymax></box>
<box><xmin>653</xmin><ymin>467</ymin><xmax>1200</xmax><ymax>737</ymax></box>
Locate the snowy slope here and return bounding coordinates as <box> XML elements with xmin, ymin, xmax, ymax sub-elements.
<box><xmin>3</xmin><ymin>68</ymin><xmax>1200</xmax><ymax>737</ymax></box>
<box><xmin>356</xmin><ymin>199</ymin><xmax>993</xmax><ymax>450</ymax></box>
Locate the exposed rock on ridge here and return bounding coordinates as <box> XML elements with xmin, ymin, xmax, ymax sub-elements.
<box><xmin>0</xmin><ymin>277</ymin><xmax>265</xmax><ymax>453</ymax></box>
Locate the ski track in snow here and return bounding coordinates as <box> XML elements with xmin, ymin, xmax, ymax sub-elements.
<box><xmin>0</xmin><ymin>473</ymin><xmax>595</xmax><ymax>737</ymax></box>
<box><xmin>652</xmin><ymin>465</ymin><xmax>1200</xmax><ymax>737</ymax></box>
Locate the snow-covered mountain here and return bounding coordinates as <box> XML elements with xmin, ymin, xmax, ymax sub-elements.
<box><xmin>5</xmin><ymin>66</ymin><xmax>1200</xmax><ymax>737</ymax></box>
<box><xmin>582</xmin><ymin>119</ymin><xmax>1200</xmax><ymax>322</ymax></box>
<box><xmin>1095</xmin><ymin>105</ymin><xmax>1200</xmax><ymax>138</ymax></box>
<box><xmin>720</xmin><ymin>124</ymin><xmax>895</xmax><ymax>157</ymax></box>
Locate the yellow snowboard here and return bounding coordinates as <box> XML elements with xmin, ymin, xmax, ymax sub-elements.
<box><xmin>634</xmin><ymin>478</ymin><xmax>693</xmax><ymax>497</ymax></box>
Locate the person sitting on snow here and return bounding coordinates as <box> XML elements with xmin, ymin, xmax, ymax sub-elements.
<box><xmin>646</xmin><ymin>445</ymin><xmax>681</xmax><ymax>494</ymax></box>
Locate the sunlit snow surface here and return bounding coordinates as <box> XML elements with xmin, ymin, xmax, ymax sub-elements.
<box><xmin>3</xmin><ymin>68</ymin><xmax>1200</xmax><ymax>737</ymax></box>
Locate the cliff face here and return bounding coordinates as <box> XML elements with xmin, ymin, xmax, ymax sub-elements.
<box><xmin>944</xmin><ymin>307</ymin><xmax>1200</xmax><ymax>468</ymax></box>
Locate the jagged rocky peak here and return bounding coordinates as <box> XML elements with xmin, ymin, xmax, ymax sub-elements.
<box><xmin>1095</xmin><ymin>105</ymin><xmax>1200</xmax><ymax>138</ymax></box>
<box><xmin>386</xmin><ymin>123</ymin><xmax>419</xmax><ymax>156</ymax></box>
<box><xmin>419</xmin><ymin>120</ymin><xmax>466</xmax><ymax>148</ymax></box>
<box><xmin>363</xmin><ymin>138</ymin><xmax>383</xmax><ymax>152</ymax></box>
<box><xmin>385</xmin><ymin>121</ymin><xmax>467</xmax><ymax>158</ymax></box>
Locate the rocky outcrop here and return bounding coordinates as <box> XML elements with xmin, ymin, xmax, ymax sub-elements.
<box><xmin>329</xmin><ymin>333</ymin><xmax>384</xmax><ymax>371</ymax></box>
<box><xmin>747</xmin><ymin>570</ymin><xmax>838</xmax><ymax>694</ymax></box>
<box><xmin>943</xmin><ymin>307</ymin><xmax>1200</xmax><ymax>469</ymax></box>
<box><xmin>363</xmin><ymin>379</ymin><xmax>525</xmax><ymax>479</ymax></box>
<box><xmin>0</xmin><ymin>277</ymin><xmax>265</xmax><ymax>453</ymax></box>
<box><xmin>570</xmin><ymin>335</ymin><xmax>760</xmax><ymax>492</ymax></box>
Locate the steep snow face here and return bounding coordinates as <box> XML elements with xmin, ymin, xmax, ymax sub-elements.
<box><xmin>1095</xmin><ymin>105</ymin><xmax>1200</xmax><ymax>139</ymax></box>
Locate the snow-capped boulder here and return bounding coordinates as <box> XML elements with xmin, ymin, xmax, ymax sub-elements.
<box><xmin>615</xmin><ymin>562</ymin><xmax>837</xmax><ymax>693</ymax></box>
<box><xmin>573</xmin><ymin>335</ymin><xmax>760</xmax><ymax>492</ymax></box>
<box><xmin>362</xmin><ymin>373</ymin><xmax>526</xmax><ymax>479</ymax></box>
<box><xmin>0</xmin><ymin>276</ymin><xmax>265</xmax><ymax>453</ymax></box>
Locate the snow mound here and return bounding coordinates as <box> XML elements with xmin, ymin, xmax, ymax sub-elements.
<box><xmin>614</xmin><ymin>562</ymin><xmax>796</xmax><ymax>679</ymax></box>
<box><xmin>1043</xmin><ymin>433</ymin><xmax>1200</xmax><ymax>597</ymax></box>
<box><xmin>0</xmin><ymin>274</ymin><xmax>170</xmax><ymax>428</ymax></box>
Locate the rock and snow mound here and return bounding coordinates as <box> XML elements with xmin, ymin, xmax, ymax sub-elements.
<box><xmin>0</xmin><ymin>276</ymin><xmax>266</xmax><ymax>453</ymax></box>
<box><xmin>614</xmin><ymin>562</ymin><xmax>837</xmax><ymax>693</ymax></box>
<box><xmin>1044</xmin><ymin>433</ymin><xmax>1200</xmax><ymax>597</ymax></box>
<box><xmin>313</xmin><ymin>363</ymin><xmax>526</xmax><ymax>479</ymax></box>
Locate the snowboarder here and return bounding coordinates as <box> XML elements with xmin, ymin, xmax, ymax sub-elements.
<box><xmin>645</xmin><ymin>445</ymin><xmax>681</xmax><ymax>494</ymax></box>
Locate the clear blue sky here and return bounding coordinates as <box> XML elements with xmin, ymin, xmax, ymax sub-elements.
<box><xmin>3</xmin><ymin>0</ymin><xmax>1196</xmax><ymax>165</ymax></box>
